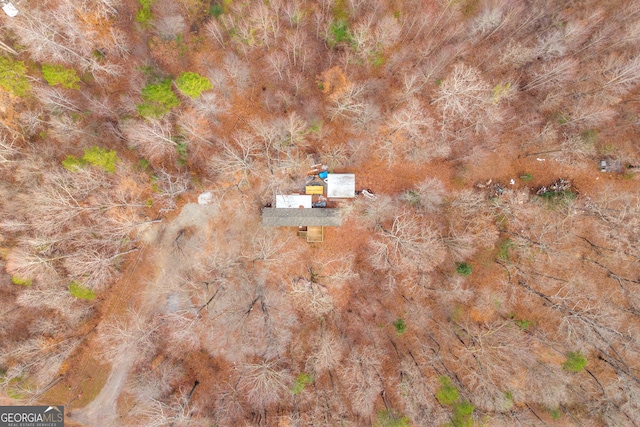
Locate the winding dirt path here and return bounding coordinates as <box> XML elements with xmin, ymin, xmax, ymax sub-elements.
<box><xmin>67</xmin><ymin>203</ymin><xmax>217</xmax><ymax>426</ymax></box>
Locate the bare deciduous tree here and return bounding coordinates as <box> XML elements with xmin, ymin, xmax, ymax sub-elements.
<box><xmin>524</xmin><ymin>58</ymin><xmax>578</xmax><ymax>92</ymax></box>
<box><xmin>400</xmin><ymin>177</ymin><xmax>446</xmax><ymax>212</ymax></box>
<box><xmin>5</xmin><ymin>246</ymin><xmax>63</xmax><ymax>287</ymax></box>
<box><xmin>0</xmin><ymin>133</ymin><xmax>18</xmax><ymax>164</ymax></box>
<box><xmin>238</xmin><ymin>359</ymin><xmax>291</xmax><ymax>408</ymax></box>
<box><xmin>598</xmin><ymin>53</ymin><xmax>640</xmax><ymax>96</ymax></box>
<box><xmin>96</xmin><ymin>308</ymin><xmax>159</xmax><ymax>365</ymax></box>
<box><xmin>127</xmin><ymin>388</ymin><xmax>201</xmax><ymax>427</ymax></box>
<box><xmin>6</xmin><ymin>5</ymin><xmax>123</xmax><ymax>80</ymax></box>
<box><xmin>500</xmin><ymin>41</ymin><xmax>538</xmax><ymax>67</ymax></box>
<box><xmin>387</xmin><ymin>98</ymin><xmax>433</xmax><ymax>144</ymax></box>
<box><xmin>202</xmin><ymin>277</ymin><xmax>297</xmax><ymax>361</ymax></box>
<box><xmin>434</xmin><ymin>63</ymin><xmax>497</xmax><ymax>133</ymax></box>
<box><xmin>471</xmin><ymin>5</ymin><xmax>505</xmax><ymax>37</ymax></box>
<box><xmin>34</xmin><ymin>87</ymin><xmax>83</xmax><ymax>114</ymax></box>
<box><xmin>0</xmin><ymin>335</ymin><xmax>81</xmax><ymax>401</ymax></box>
<box><xmin>243</xmin><ymin>229</ymin><xmax>292</xmax><ymax>265</ymax></box>
<box><xmin>355</xmin><ymin>194</ymin><xmax>397</xmax><ymax>229</ymax></box>
<box><xmin>16</xmin><ymin>287</ymin><xmax>87</xmax><ymax>323</ymax></box>
<box><xmin>307</xmin><ymin>329</ymin><xmax>346</xmax><ymax>376</ymax></box>
<box><xmin>129</xmin><ymin>362</ymin><xmax>181</xmax><ymax>402</ymax></box>
<box><xmin>151</xmin><ymin>170</ymin><xmax>190</xmax><ymax>212</ymax></box>
<box><xmin>564</xmin><ymin>99</ymin><xmax>616</xmax><ymax>130</ymax></box>
<box><xmin>267</xmin><ymin>50</ymin><xmax>288</xmax><ymax>81</ymax></box>
<box><xmin>154</xmin><ymin>15</ymin><xmax>187</xmax><ymax>40</ymax></box>
<box><xmin>397</xmin><ymin>356</ymin><xmax>440</xmax><ymax>425</ymax></box>
<box><xmin>339</xmin><ymin>345</ymin><xmax>386</xmax><ymax>417</ymax></box>
<box><xmin>290</xmin><ymin>278</ymin><xmax>334</xmax><ymax>316</ymax></box>
<box><xmin>329</xmin><ymin>83</ymin><xmax>366</xmax><ymax>120</ymax></box>
<box><xmin>210</xmin><ymin>132</ymin><xmax>261</xmax><ymax>183</ymax></box>
<box><xmin>447</xmin><ymin>189</ymin><xmax>500</xmax><ymax>254</ymax></box>
<box><xmin>223</xmin><ymin>53</ymin><xmax>251</xmax><ymax>89</ymax></box>
<box><xmin>205</xmin><ymin>19</ymin><xmax>227</xmax><ymax>47</ymax></box>
<box><xmin>370</xmin><ymin>213</ymin><xmax>446</xmax><ymax>275</ymax></box>
<box><xmin>212</xmin><ymin>381</ymin><xmax>246</xmax><ymax>425</ymax></box>
<box><xmin>558</xmin><ymin>134</ymin><xmax>597</xmax><ymax>162</ymax></box>
<box><xmin>122</xmin><ymin>119</ymin><xmax>178</xmax><ymax>165</ymax></box>
<box><xmin>189</xmin><ymin>91</ymin><xmax>229</xmax><ymax>119</ymax></box>
<box><xmin>47</xmin><ymin>114</ymin><xmax>97</xmax><ymax>144</ymax></box>
<box><xmin>176</xmin><ymin>111</ymin><xmax>216</xmax><ymax>147</ymax></box>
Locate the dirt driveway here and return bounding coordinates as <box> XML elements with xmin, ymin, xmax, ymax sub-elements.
<box><xmin>67</xmin><ymin>202</ymin><xmax>217</xmax><ymax>427</ymax></box>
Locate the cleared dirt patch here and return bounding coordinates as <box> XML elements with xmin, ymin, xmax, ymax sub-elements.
<box><xmin>40</xmin><ymin>203</ymin><xmax>219</xmax><ymax>426</ymax></box>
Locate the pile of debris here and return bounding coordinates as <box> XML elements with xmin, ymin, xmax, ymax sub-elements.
<box><xmin>536</xmin><ymin>178</ymin><xmax>572</xmax><ymax>196</ymax></box>
<box><xmin>476</xmin><ymin>179</ymin><xmax>505</xmax><ymax>198</ymax></box>
<box><xmin>599</xmin><ymin>159</ymin><xmax>624</xmax><ymax>173</ymax></box>
<box><xmin>487</xmin><ymin>183</ymin><xmax>505</xmax><ymax>198</ymax></box>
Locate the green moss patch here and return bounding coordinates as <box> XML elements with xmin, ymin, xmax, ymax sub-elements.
<box><xmin>290</xmin><ymin>372</ymin><xmax>312</xmax><ymax>395</ymax></box>
<box><xmin>436</xmin><ymin>376</ymin><xmax>459</xmax><ymax>405</ymax></box>
<box><xmin>69</xmin><ymin>281</ymin><xmax>96</xmax><ymax>300</ymax></box>
<box><xmin>63</xmin><ymin>146</ymin><xmax>120</xmax><ymax>173</ymax></box>
<box><xmin>374</xmin><ymin>409</ymin><xmax>411</xmax><ymax>427</ymax></box>
<box><xmin>12</xmin><ymin>276</ymin><xmax>33</xmax><ymax>286</ymax></box>
<box><xmin>0</xmin><ymin>55</ymin><xmax>30</xmax><ymax>96</ymax></box>
<box><xmin>563</xmin><ymin>351</ymin><xmax>587</xmax><ymax>372</ymax></box>
<box><xmin>42</xmin><ymin>64</ymin><xmax>81</xmax><ymax>89</ymax></box>
<box><xmin>136</xmin><ymin>0</ymin><xmax>154</xmax><ymax>25</ymax></box>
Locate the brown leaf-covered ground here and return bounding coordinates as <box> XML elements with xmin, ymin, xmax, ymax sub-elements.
<box><xmin>2</xmin><ymin>0</ymin><xmax>640</xmax><ymax>426</ymax></box>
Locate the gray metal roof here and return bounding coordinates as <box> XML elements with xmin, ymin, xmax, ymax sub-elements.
<box><xmin>262</xmin><ymin>208</ymin><xmax>342</xmax><ymax>227</ymax></box>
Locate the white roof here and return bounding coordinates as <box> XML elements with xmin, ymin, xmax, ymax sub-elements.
<box><xmin>326</xmin><ymin>174</ymin><xmax>355</xmax><ymax>198</ymax></box>
<box><xmin>2</xmin><ymin>2</ymin><xmax>18</xmax><ymax>17</ymax></box>
<box><xmin>275</xmin><ymin>194</ymin><xmax>312</xmax><ymax>209</ymax></box>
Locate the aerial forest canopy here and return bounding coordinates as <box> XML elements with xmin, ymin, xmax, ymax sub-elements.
<box><xmin>1</xmin><ymin>0</ymin><xmax>640</xmax><ymax>425</ymax></box>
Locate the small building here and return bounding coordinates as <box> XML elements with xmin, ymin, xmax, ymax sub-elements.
<box><xmin>305</xmin><ymin>184</ymin><xmax>324</xmax><ymax>195</ymax></box>
<box><xmin>261</xmin><ymin>208</ymin><xmax>342</xmax><ymax>227</ymax></box>
<box><xmin>326</xmin><ymin>174</ymin><xmax>356</xmax><ymax>198</ymax></box>
<box><xmin>275</xmin><ymin>194</ymin><xmax>312</xmax><ymax>209</ymax></box>
<box><xmin>262</xmin><ymin>171</ymin><xmax>355</xmax><ymax>243</ymax></box>
<box><xmin>262</xmin><ymin>207</ymin><xmax>341</xmax><ymax>243</ymax></box>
